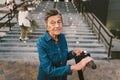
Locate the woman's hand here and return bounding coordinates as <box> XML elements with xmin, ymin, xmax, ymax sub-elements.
<box><xmin>71</xmin><ymin>56</ymin><xmax>94</xmax><ymax>72</ymax></box>
<box><xmin>26</xmin><ymin>17</ymin><xmax>32</xmax><ymax>22</ymax></box>
<box><xmin>72</xmin><ymin>49</ymin><xmax>83</xmax><ymax>56</ymax></box>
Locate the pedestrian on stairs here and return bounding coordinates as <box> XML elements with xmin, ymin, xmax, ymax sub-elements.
<box><xmin>36</xmin><ymin>9</ymin><xmax>94</xmax><ymax>80</ymax></box>
<box><xmin>18</xmin><ymin>5</ymin><xmax>32</xmax><ymax>42</ymax></box>
<box><xmin>53</xmin><ymin>0</ymin><xmax>59</xmax><ymax>8</ymax></box>
<box><xmin>5</xmin><ymin>0</ymin><xmax>16</xmax><ymax>13</ymax></box>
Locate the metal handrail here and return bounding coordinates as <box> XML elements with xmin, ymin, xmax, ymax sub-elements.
<box><xmin>79</xmin><ymin>0</ymin><xmax>114</xmax><ymax>58</ymax></box>
<box><xmin>0</xmin><ymin>13</ymin><xmax>9</xmax><ymax>21</ymax></box>
<box><xmin>80</xmin><ymin>1</ymin><xmax>114</xmax><ymax>58</ymax></box>
<box><xmin>72</xmin><ymin>0</ymin><xmax>114</xmax><ymax>58</ymax></box>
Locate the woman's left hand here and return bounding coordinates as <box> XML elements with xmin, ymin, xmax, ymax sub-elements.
<box><xmin>73</xmin><ymin>49</ymin><xmax>83</xmax><ymax>56</ymax></box>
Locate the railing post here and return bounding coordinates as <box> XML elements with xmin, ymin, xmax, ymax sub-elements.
<box><xmin>108</xmin><ymin>37</ymin><xmax>113</xmax><ymax>59</ymax></box>
<box><xmin>78</xmin><ymin>0</ymin><xmax>81</xmax><ymax>13</ymax></box>
<box><xmin>81</xmin><ymin>3</ymin><xmax>83</xmax><ymax>14</ymax></box>
<box><xmin>8</xmin><ymin>13</ymin><xmax>12</xmax><ymax>31</ymax></box>
<box><xmin>98</xmin><ymin>25</ymin><xmax>101</xmax><ymax>42</ymax></box>
<box><xmin>91</xmin><ymin>14</ymin><xmax>94</xmax><ymax>29</ymax></box>
<box><xmin>81</xmin><ymin>1</ymin><xmax>85</xmax><ymax>14</ymax></box>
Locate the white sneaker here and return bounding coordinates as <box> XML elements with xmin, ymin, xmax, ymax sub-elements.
<box><xmin>24</xmin><ymin>37</ymin><xmax>29</xmax><ymax>41</ymax></box>
<box><xmin>23</xmin><ymin>40</ymin><xmax>27</xmax><ymax>43</ymax></box>
<box><xmin>19</xmin><ymin>37</ymin><xmax>23</xmax><ymax>41</ymax></box>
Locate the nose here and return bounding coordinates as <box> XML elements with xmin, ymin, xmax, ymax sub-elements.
<box><xmin>55</xmin><ymin>22</ymin><xmax>59</xmax><ymax>28</ymax></box>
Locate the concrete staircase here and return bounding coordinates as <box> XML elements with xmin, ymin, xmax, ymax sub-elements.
<box><xmin>0</xmin><ymin>1</ymin><xmax>107</xmax><ymax>61</ymax></box>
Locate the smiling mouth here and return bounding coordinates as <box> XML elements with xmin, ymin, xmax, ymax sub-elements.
<box><xmin>55</xmin><ymin>28</ymin><xmax>61</xmax><ymax>30</ymax></box>
<box><xmin>56</xmin><ymin>29</ymin><xmax>62</xmax><ymax>32</ymax></box>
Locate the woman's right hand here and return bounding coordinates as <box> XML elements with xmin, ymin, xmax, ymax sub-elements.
<box><xmin>71</xmin><ymin>56</ymin><xmax>93</xmax><ymax>72</ymax></box>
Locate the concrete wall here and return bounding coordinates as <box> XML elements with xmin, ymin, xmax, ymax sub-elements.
<box><xmin>106</xmin><ymin>0</ymin><xmax>120</xmax><ymax>38</ymax></box>
<box><xmin>83</xmin><ymin>0</ymin><xmax>120</xmax><ymax>38</ymax></box>
<box><xmin>89</xmin><ymin>0</ymin><xmax>109</xmax><ymax>25</ymax></box>
<box><xmin>73</xmin><ymin>0</ymin><xmax>109</xmax><ymax>25</ymax></box>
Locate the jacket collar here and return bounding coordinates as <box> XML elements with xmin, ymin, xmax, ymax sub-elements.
<box><xmin>44</xmin><ymin>31</ymin><xmax>61</xmax><ymax>41</ymax></box>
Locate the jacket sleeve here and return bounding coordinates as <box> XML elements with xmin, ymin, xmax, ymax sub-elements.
<box><xmin>67</xmin><ymin>50</ymin><xmax>76</xmax><ymax>60</ymax></box>
<box><xmin>37</xmin><ymin>39</ymin><xmax>72</xmax><ymax>77</ymax></box>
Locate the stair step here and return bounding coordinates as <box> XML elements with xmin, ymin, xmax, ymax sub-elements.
<box><xmin>0</xmin><ymin>43</ymin><xmax>103</xmax><ymax>48</ymax></box>
<box><xmin>0</xmin><ymin>46</ymin><xmax>37</xmax><ymax>52</ymax></box>
<box><xmin>68</xmin><ymin>43</ymin><xmax>104</xmax><ymax>47</ymax></box>
<box><xmin>0</xmin><ymin>39</ymin><xmax>100</xmax><ymax>44</ymax></box>
<box><xmin>11</xmin><ymin>26</ymin><xmax>92</xmax><ymax>31</ymax></box>
<box><xmin>6</xmin><ymin>31</ymin><xmax>95</xmax><ymax>36</ymax></box>
<box><xmin>2</xmin><ymin>34</ymin><xmax>97</xmax><ymax>39</ymax></box>
<box><xmin>0</xmin><ymin>52</ymin><xmax>38</xmax><ymax>55</ymax></box>
<box><xmin>0</xmin><ymin>42</ymin><xmax>36</xmax><ymax>46</ymax></box>
<box><xmin>0</xmin><ymin>38</ymin><xmax>38</xmax><ymax>42</ymax></box>
<box><xmin>67</xmin><ymin>39</ymin><xmax>99</xmax><ymax>43</ymax></box>
<box><xmin>68</xmin><ymin>48</ymin><xmax>106</xmax><ymax>54</ymax></box>
<box><xmin>90</xmin><ymin>54</ymin><xmax>108</xmax><ymax>59</ymax></box>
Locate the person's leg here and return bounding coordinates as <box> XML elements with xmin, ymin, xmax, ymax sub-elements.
<box><xmin>53</xmin><ymin>2</ymin><xmax>57</xmax><ymax>8</ymax></box>
<box><xmin>19</xmin><ymin>26</ymin><xmax>24</xmax><ymax>41</ymax></box>
<box><xmin>24</xmin><ymin>27</ymin><xmax>29</xmax><ymax>41</ymax></box>
<box><xmin>23</xmin><ymin>27</ymin><xmax>26</xmax><ymax>38</ymax></box>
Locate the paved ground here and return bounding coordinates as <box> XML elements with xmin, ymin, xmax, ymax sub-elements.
<box><xmin>83</xmin><ymin>59</ymin><xmax>120</xmax><ymax>80</ymax></box>
<box><xmin>0</xmin><ymin>59</ymin><xmax>120</xmax><ymax>80</ymax></box>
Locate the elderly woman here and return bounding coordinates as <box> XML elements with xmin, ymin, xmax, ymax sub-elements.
<box><xmin>37</xmin><ymin>9</ymin><xmax>94</xmax><ymax>80</ymax></box>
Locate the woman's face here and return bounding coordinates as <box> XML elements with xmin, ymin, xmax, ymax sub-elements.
<box><xmin>46</xmin><ymin>15</ymin><xmax>63</xmax><ymax>36</ymax></box>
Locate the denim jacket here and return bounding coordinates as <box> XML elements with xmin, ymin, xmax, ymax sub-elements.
<box><xmin>37</xmin><ymin>31</ymin><xmax>75</xmax><ymax>80</ymax></box>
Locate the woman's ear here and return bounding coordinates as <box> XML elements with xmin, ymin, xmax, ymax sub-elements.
<box><xmin>44</xmin><ymin>22</ymin><xmax>47</xmax><ymax>28</ymax></box>
<box><xmin>45</xmin><ymin>22</ymin><xmax>48</xmax><ymax>30</ymax></box>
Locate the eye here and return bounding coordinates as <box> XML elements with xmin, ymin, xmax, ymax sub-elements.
<box><xmin>57</xmin><ymin>20</ymin><xmax>62</xmax><ymax>24</ymax></box>
<box><xmin>51</xmin><ymin>22</ymin><xmax>55</xmax><ymax>25</ymax></box>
